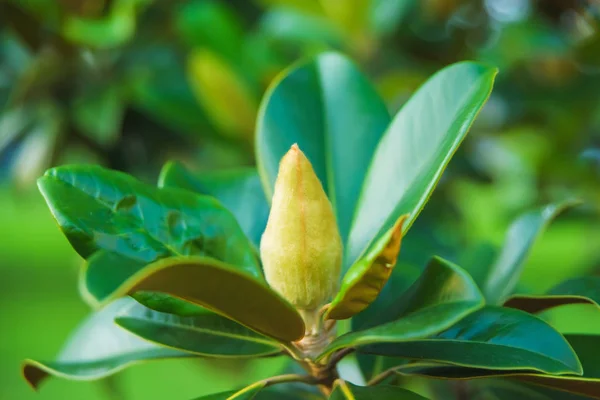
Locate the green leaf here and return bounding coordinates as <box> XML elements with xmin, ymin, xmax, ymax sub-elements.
<box><xmin>504</xmin><ymin>276</ymin><xmax>600</xmax><ymax>314</ymax></box>
<box><xmin>38</xmin><ymin>164</ymin><xmax>261</xmax><ymax>303</ymax></box>
<box><xmin>159</xmin><ymin>161</ymin><xmax>269</xmax><ymax>248</ymax></box>
<box><xmin>86</xmin><ymin>255</ymin><xmax>305</xmax><ymax>342</ymax></box>
<box><xmin>329</xmin><ymin>380</ymin><xmax>428</xmax><ymax>399</ymax></box>
<box><xmin>319</xmin><ymin>257</ymin><xmax>483</xmax><ymax>359</ymax></box>
<box><xmin>61</xmin><ymin>1</ymin><xmax>136</xmax><ymax>48</ymax></box>
<box><xmin>483</xmin><ymin>200</ymin><xmax>581</xmax><ymax>304</ymax></box>
<box><xmin>115</xmin><ymin>301</ymin><xmax>282</xmax><ymax>358</ymax></box>
<box><xmin>326</xmin><ymin>214</ymin><xmax>407</xmax><ymax>320</ymax></box>
<box><xmin>256</xmin><ymin>51</ymin><xmax>391</xmax><ymax>245</ymax></box>
<box><xmin>188</xmin><ymin>49</ymin><xmax>257</xmax><ymax>138</ymax></box>
<box><xmin>72</xmin><ymin>84</ymin><xmax>124</xmax><ymax>147</ymax></box>
<box><xmin>346</xmin><ymin>62</ymin><xmax>497</xmax><ymax>269</ymax></box>
<box><xmin>398</xmin><ymin>335</ymin><xmax>600</xmax><ymax>399</ymax></box>
<box><xmin>22</xmin><ymin>298</ymin><xmax>193</xmax><ymax>389</ymax></box>
<box><xmin>364</xmin><ymin>306</ymin><xmax>582</xmax><ymax>376</ymax></box>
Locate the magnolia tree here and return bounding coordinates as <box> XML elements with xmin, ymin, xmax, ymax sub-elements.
<box><xmin>23</xmin><ymin>53</ymin><xmax>600</xmax><ymax>399</ymax></box>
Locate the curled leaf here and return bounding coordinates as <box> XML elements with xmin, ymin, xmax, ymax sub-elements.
<box><xmin>326</xmin><ymin>214</ymin><xmax>408</xmax><ymax>320</ymax></box>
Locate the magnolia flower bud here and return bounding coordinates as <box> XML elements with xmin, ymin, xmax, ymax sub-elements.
<box><xmin>261</xmin><ymin>144</ymin><xmax>342</xmax><ymax>326</ymax></box>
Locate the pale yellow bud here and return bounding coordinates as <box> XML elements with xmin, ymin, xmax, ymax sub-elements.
<box><xmin>261</xmin><ymin>144</ymin><xmax>342</xmax><ymax>323</ymax></box>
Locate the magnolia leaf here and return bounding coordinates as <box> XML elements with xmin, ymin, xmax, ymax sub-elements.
<box><xmin>364</xmin><ymin>306</ymin><xmax>582</xmax><ymax>376</ymax></box>
<box><xmin>159</xmin><ymin>161</ymin><xmax>269</xmax><ymax>249</ymax></box>
<box><xmin>115</xmin><ymin>301</ymin><xmax>282</xmax><ymax>358</ymax></box>
<box><xmin>188</xmin><ymin>49</ymin><xmax>257</xmax><ymax>138</ymax></box>
<box><xmin>326</xmin><ymin>215</ymin><xmax>408</xmax><ymax>320</ymax></box>
<box><xmin>398</xmin><ymin>335</ymin><xmax>600</xmax><ymax>399</ymax></box>
<box><xmin>483</xmin><ymin>200</ymin><xmax>581</xmax><ymax>304</ymax></box>
<box><xmin>256</xmin><ymin>51</ymin><xmax>391</xmax><ymax>246</ymax></box>
<box><xmin>504</xmin><ymin>276</ymin><xmax>600</xmax><ymax>314</ymax></box>
<box><xmin>346</xmin><ymin>62</ymin><xmax>497</xmax><ymax>270</ymax></box>
<box><xmin>86</xmin><ymin>255</ymin><xmax>305</xmax><ymax>342</ymax></box>
<box><xmin>319</xmin><ymin>257</ymin><xmax>483</xmax><ymax>359</ymax></box>
<box><xmin>22</xmin><ymin>298</ymin><xmax>193</xmax><ymax>389</ymax></box>
<box><xmin>329</xmin><ymin>380</ymin><xmax>428</xmax><ymax>399</ymax></box>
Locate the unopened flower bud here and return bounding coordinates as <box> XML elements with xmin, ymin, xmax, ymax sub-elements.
<box><xmin>261</xmin><ymin>144</ymin><xmax>342</xmax><ymax>326</ymax></box>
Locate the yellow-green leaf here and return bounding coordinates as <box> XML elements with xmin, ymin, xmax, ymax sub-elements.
<box><xmin>326</xmin><ymin>214</ymin><xmax>408</xmax><ymax>320</ymax></box>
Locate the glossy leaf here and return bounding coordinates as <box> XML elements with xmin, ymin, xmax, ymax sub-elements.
<box><xmin>319</xmin><ymin>257</ymin><xmax>483</xmax><ymax>359</ymax></box>
<box><xmin>329</xmin><ymin>380</ymin><xmax>427</xmax><ymax>399</ymax></box>
<box><xmin>363</xmin><ymin>306</ymin><xmax>582</xmax><ymax>376</ymax></box>
<box><xmin>159</xmin><ymin>161</ymin><xmax>269</xmax><ymax>248</ymax></box>
<box><xmin>483</xmin><ymin>200</ymin><xmax>580</xmax><ymax>304</ymax></box>
<box><xmin>256</xmin><ymin>51</ymin><xmax>391</xmax><ymax>245</ymax></box>
<box><xmin>326</xmin><ymin>215</ymin><xmax>407</xmax><ymax>320</ymax></box>
<box><xmin>22</xmin><ymin>298</ymin><xmax>192</xmax><ymax>389</ymax></box>
<box><xmin>115</xmin><ymin>301</ymin><xmax>282</xmax><ymax>358</ymax></box>
<box><xmin>192</xmin><ymin>383</ymin><xmax>303</xmax><ymax>400</ymax></box>
<box><xmin>504</xmin><ymin>276</ymin><xmax>600</xmax><ymax>314</ymax></box>
<box><xmin>346</xmin><ymin>62</ymin><xmax>497</xmax><ymax>269</ymax></box>
<box><xmin>38</xmin><ymin>164</ymin><xmax>261</xmax><ymax>306</ymax></box>
<box><xmin>87</xmin><ymin>255</ymin><xmax>305</xmax><ymax>342</ymax></box>
<box><xmin>399</xmin><ymin>335</ymin><xmax>600</xmax><ymax>399</ymax></box>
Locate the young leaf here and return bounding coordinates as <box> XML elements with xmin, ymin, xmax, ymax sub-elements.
<box><xmin>319</xmin><ymin>257</ymin><xmax>483</xmax><ymax>359</ymax></box>
<box><xmin>504</xmin><ymin>276</ymin><xmax>600</xmax><ymax>314</ymax></box>
<box><xmin>346</xmin><ymin>62</ymin><xmax>497</xmax><ymax>270</ymax></box>
<box><xmin>326</xmin><ymin>214</ymin><xmax>407</xmax><ymax>320</ymax></box>
<box><xmin>22</xmin><ymin>298</ymin><xmax>193</xmax><ymax>389</ymax></box>
<box><xmin>85</xmin><ymin>255</ymin><xmax>305</xmax><ymax>342</ymax></box>
<box><xmin>363</xmin><ymin>306</ymin><xmax>582</xmax><ymax>376</ymax></box>
<box><xmin>329</xmin><ymin>380</ymin><xmax>428</xmax><ymax>399</ymax></box>
<box><xmin>398</xmin><ymin>335</ymin><xmax>600</xmax><ymax>399</ymax></box>
<box><xmin>256</xmin><ymin>51</ymin><xmax>391</xmax><ymax>245</ymax></box>
<box><xmin>159</xmin><ymin>162</ymin><xmax>269</xmax><ymax>248</ymax></box>
<box><xmin>115</xmin><ymin>301</ymin><xmax>282</xmax><ymax>358</ymax></box>
<box><xmin>483</xmin><ymin>200</ymin><xmax>580</xmax><ymax>304</ymax></box>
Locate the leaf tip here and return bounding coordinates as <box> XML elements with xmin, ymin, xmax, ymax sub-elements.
<box><xmin>21</xmin><ymin>360</ymin><xmax>46</xmax><ymax>391</ymax></box>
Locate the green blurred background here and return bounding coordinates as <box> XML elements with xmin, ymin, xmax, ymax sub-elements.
<box><xmin>1</xmin><ymin>0</ymin><xmax>600</xmax><ymax>398</ymax></box>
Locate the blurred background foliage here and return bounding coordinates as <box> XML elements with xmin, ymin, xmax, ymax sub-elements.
<box><xmin>1</xmin><ymin>0</ymin><xmax>600</xmax><ymax>399</ymax></box>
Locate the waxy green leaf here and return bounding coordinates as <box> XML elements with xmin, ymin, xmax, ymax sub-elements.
<box><xmin>329</xmin><ymin>380</ymin><xmax>428</xmax><ymax>400</ymax></box>
<box><xmin>326</xmin><ymin>215</ymin><xmax>407</xmax><ymax>320</ymax></box>
<box><xmin>364</xmin><ymin>306</ymin><xmax>582</xmax><ymax>376</ymax></box>
<box><xmin>159</xmin><ymin>161</ymin><xmax>269</xmax><ymax>248</ymax></box>
<box><xmin>22</xmin><ymin>298</ymin><xmax>193</xmax><ymax>389</ymax></box>
<box><xmin>398</xmin><ymin>335</ymin><xmax>600</xmax><ymax>399</ymax></box>
<box><xmin>319</xmin><ymin>257</ymin><xmax>483</xmax><ymax>359</ymax></box>
<box><xmin>256</xmin><ymin>52</ymin><xmax>391</xmax><ymax>245</ymax></box>
<box><xmin>38</xmin><ymin>164</ymin><xmax>259</xmax><ymax>274</ymax></box>
<box><xmin>346</xmin><ymin>62</ymin><xmax>497</xmax><ymax>269</ymax></box>
<box><xmin>483</xmin><ymin>200</ymin><xmax>580</xmax><ymax>304</ymax></box>
<box><xmin>115</xmin><ymin>301</ymin><xmax>282</xmax><ymax>358</ymax></box>
<box><xmin>504</xmin><ymin>276</ymin><xmax>600</xmax><ymax>314</ymax></box>
<box><xmin>86</xmin><ymin>255</ymin><xmax>305</xmax><ymax>342</ymax></box>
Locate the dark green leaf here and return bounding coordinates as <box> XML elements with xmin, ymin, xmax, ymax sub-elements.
<box><xmin>364</xmin><ymin>306</ymin><xmax>582</xmax><ymax>376</ymax></box>
<box><xmin>115</xmin><ymin>301</ymin><xmax>282</xmax><ymax>358</ymax></box>
<box><xmin>483</xmin><ymin>200</ymin><xmax>581</xmax><ymax>304</ymax></box>
<box><xmin>159</xmin><ymin>161</ymin><xmax>269</xmax><ymax>248</ymax></box>
<box><xmin>345</xmin><ymin>62</ymin><xmax>497</xmax><ymax>270</ymax></box>
<box><xmin>504</xmin><ymin>276</ymin><xmax>600</xmax><ymax>314</ymax></box>
<box><xmin>86</xmin><ymin>255</ymin><xmax>305</xmax><ymax>342</ymax></box>
<box><xmin>256</xmin><ymin>52</ymin><xmax>391</xmax><ymax>246</ymax></box>
<box><xmin>326</xmin><ymin>215</ymin><xmax>407</xmax><ymax>320</ymax></box>
<box><xmin>319</xmin><ymin>257</ymin><xmax>483</xmax><ymax>359</ymax></box>
<box><xmin>329</xmin><ymin>380</ymin><xmax>428</xmax><ymax>399</ymax></box>
<box><xmin>398</xmin><ymin>335</ymin><xmax>600</xmax><ymax>399</ymax></box>
<box><xmin>22</xmin><ymin>298</ymin><xmax>193</xmax><ymax>389</ymax></box>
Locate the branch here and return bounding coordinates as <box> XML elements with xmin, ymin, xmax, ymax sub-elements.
<box><xmin>326</xmin><ymin>347</ymin><xmax>356</xmax><ymax>369</ymax></box>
